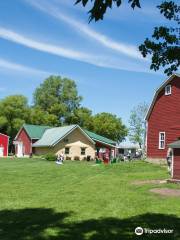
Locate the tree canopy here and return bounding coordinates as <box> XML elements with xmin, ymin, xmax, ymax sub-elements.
<box><xmin>91</xmin><ymin>112</ymin><xmax>128</xmax><ymax>142</ymax></box>
<box><xmin>75</xmin><ymin>0</ymin><xmax>141</xmax><ymax>22</ymax></box>
<box><xmin>29</xmin><ymin>107</ymin><xmax>59</xmax><ymax>126</ymax></box>
<box><xmin>66</xmin><ymin>107</ymin><xmax>94</xmax><ymax>130</ymax></box>
<box><xmin>75</xmin><ymin>0</ymin><xmax>180</xmax><ymax>75</ymax></box>
<box><xmin>0</xmin><ymin>95</ymin><xmax>29</xmax><ymax>151</ymax></box>
<box><xmin>0</xmin><ymin>75</ymin><xmax>128</xmax><ymax>145</ymax></box>
<box><xmin>33</xmin><ymin>76</ymin><xmax>82</xmax><ymax>125</ymax></box>
<box><xmin>139</xmin><ymin>1</ymin><xmax>180</xmax><ymax>75</ymax></box>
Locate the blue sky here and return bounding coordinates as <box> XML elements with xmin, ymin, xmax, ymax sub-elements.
<box><xmin>0</xmin><ymin>0</ymin><xmax>178</xmax><ymax>125</ymax></box>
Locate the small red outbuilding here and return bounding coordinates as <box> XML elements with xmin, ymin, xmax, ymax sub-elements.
<box><xmin>168</xmin><ymin>140</ymin><xmax>180</xmax><ymax>180</ymax></box>
<box><xmin>0</xmin><ymin>133</ymin><xmax>9</xmax><ymax>157</ymax></box>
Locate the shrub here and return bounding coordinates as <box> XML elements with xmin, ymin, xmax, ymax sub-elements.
<box><xmin>44</xmin><ymin>153</ymin><xmax>57</xmax><ymax>161</ymax></box>
<box><xmin>74</xmin><ymin>156</ymin><xmax>80</xmax><ymax>161</ymax></box>
<box><xmin>111</xmin><ymin>158</ymin><xmax>117</xmax><ymax>163</ymax></box>
<box><xmin>96</xmin><ymin>158</ymin><xmax>102</xmax><ymax>164</ymax></box>
<box><xmin>66</xmin><ymin>156</ymin><xmax>71</xmax><ymax>160</ymax></box>
<box><xmin>118</xmin><ymin>156</ymin><xmax>124</xmax><ymax>162</ymax></box>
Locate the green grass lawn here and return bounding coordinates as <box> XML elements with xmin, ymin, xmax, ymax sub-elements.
<box><xmin>0</xmin><ymin>158</ymin><xmax>179</xmax><ymax>240</ymax></box>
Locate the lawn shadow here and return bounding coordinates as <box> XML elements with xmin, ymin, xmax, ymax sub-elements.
<box><xmin>0</xmin><ymin>208</ymin><xmax>179</xmax><ymax>240</ymax></box>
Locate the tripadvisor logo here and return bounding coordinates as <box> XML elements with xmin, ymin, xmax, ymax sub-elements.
<box><xmin>135</xmin><ymin>227</ymin><xmax>143</xmax><ymax>235</ymax></box>
<box><xmin>135</xmin><ymin>226</ymin><xmax>174</xmax><ymax>235</ymax></box>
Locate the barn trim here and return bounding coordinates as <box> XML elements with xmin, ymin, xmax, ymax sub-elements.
<box><xmin>172</xmin><ymin>149</ymin><xmax>174</xmax><ymax>178</ymax></box>
<box><xmin>14</xmin><ymin>126</ymin><xmax>28</xmax><ymax>141</ymax></box>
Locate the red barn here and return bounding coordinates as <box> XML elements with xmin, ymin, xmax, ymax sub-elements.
<box><xmin>0</xmin><ymin>133</ymin><xmax>9</xmax><ymax>157</ymax></box>
<box><xmin>14</xmin><ymin>124</ymin><xmax>50</xmax><ymax>157</ymax></box>
<box><xmin>146</xmin><ymin>73</ymin><xmax>180</xmax><ymax>179</ymax></box>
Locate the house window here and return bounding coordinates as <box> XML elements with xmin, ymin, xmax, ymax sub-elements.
<box><xmin>159</xmin><ymin>132</ymin><xmax>165</xmax><ymax>149</ymax></box>
<box><xmin>81</xmin><ymin>148</ymin><xmax>86</xmax><ymax>155</ymax></box>
<box><xmin>165</xmin><ymin>85</ymin><xmax>171</xmax><ymax>95</ymax></box>
<box><xmin>65</xmin><ymin>147</ymin><xmax>70</xmax><ymax>154</ymax></box>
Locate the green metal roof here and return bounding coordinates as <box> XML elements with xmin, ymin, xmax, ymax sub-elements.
<box><xmin>23</xmin><ymin>124</ymin><xmax>50</xmax><ymax>139</ymax></box>
<box><xmin>84</xmin><ymin>130</ymin><xmax>116</xmax><ymax>146</ymax></box>
<box><xmin>33</xmin><ymin>125</ymin><xmax>77</xmax><ymax>147</ymax></box>
<box><xmin>30</xmin><ymin>124</ymin><xmax>116</xmax><ymax>148</ymax></box>
<box><xmin>168</xmin><ymin>140</ymin><xmax>180</xmax><ymax>149</ymax></box>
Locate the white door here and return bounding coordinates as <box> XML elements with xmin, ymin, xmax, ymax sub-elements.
<box><xmin>0</xmin><ymin>147</ymin><xmax>4</xmax><ymax>157</ymax></box>
<box><xmin>17</xmin><ymin>142</ymin><xmax>23</xmax><ymax>157</ymax></box>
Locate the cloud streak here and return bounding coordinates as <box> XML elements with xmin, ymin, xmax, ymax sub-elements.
<box><xmin>0</xmin><ymin>26</ymin><xmax>152</xmax><ymax>73</ymax></box>
<box><xmin>0</xmin><ymin>27</ymin><xmax>94</xmax><ymax>62</ymax></box>
<box><xmin>25</xmin><ymin>0</ymin><xmax>144</xmax><ymax>61</ymax></box>
<box><xmin>0</xmin><ymin>58</ymin><xmax>51</xmax><ymax>76</ymax></box>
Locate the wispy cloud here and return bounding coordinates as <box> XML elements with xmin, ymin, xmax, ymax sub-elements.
<box><xmin>0</xmin><ymin>58</ymin><xmax>51</xmax><ymax>76</ymax></box>
<box><xmin>0</xmin><ymin>27</ymin><xmax>95</xmax><ymax>62</ymax></box>
<box><xmin>0</xmin><ymin>26</ymin><xmax>152</xmax><ymax>73</ymax></box>
<box><xmin>25</xmin><ymin>0</ymin><xmax>145</xmax><ymax>61</ymax></box>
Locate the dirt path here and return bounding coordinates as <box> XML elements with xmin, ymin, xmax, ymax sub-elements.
<box><xmin>150</xmin><ymin>188</ymin><xmax>180</xmax><ymax>197</ymax></box>
<box><xmin>132</xmin><ymin>179</ymin><xmax>167</xmax><ymax>185</ymax></box>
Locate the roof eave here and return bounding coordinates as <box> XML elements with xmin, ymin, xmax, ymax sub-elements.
<box><xmin>77</xmin><ymin>126</ymin><xmax>95</xmax><ymax>145</ymax></box>
<box><xmin>32</xmin><ymin>144</ymin><xmax>51</xmax><ymax>148</ymax></box>
<box><xmin>93</xmin><ymin>138</ymin><xmax>116</xmax><ymax>148</ymax></box>
<box><xmin>168</xmin><ymin>140</ymin><xmax>180</xmax><ymax>148</ymax></box>
<box><xmin>51</xmin><ymin>125</ymin><xmax>95</xmax><ymax>147</ymax></box>
<box><xmin>51</xmin><ymin>125</ymin><xmax>78</xmax><ymax>147</ymax></box>
<box><xmin>14</xmin><ymin>125</ymin><xmax>27</xmax><ymax>140</ymax></box>
<box><xmin>0</xmin><ymin>133</ymin><xmax>9</xmax><ymax>138</ymax></box>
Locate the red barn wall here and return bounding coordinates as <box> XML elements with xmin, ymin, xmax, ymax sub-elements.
<box><xmin>0</xmin><ymin>134</ymin><xmax>9</xmax><ymax>157</ymax></box>
<box><xmin>147</xmin><ymin>76</ymin><xmax>180</xmax><ymax>159</ymax></box>
<box><xmin>173</xmin><ymin>149</ymin><xmax>180</xmax><ymax>179</ymax></box>
<box><xmin>16</xmin><ymin>128</ymin><xmax>32</xmax><ymax>155</ymax></box>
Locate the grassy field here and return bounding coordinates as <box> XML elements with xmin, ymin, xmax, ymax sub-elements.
<box><xmin>0</xmin><ymin>158</ymin><xmax>179</xmax><ymax>240</ymax></box>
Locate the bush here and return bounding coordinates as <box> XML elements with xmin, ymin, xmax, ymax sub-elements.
<box><xmin>66</xmin><ymin>156</ymin><xmax>71</xmax><ymax>160</ymax></box>
<box><xmin>111</xmin><ymin>158</ymin><xmax>117</xmax><ymax>163</ymax></box>
<box><xmin>96</xmin><ymin>158</ymin><xmax>102</xmax><ymax>164</ymax></box>
<box><xmin>118</xmin><ymin>156</ymin><xmax>124</xmax><ymax>162</ymax></box>
<box><xmin>74</xmin><ymin>156</ymin><xmax>80</xmax><ymax>161</ymax></box>
<box><xmin>44</xmin><ymin>153</ymin><xmax>57</xmax><ymax>161</ymax></box>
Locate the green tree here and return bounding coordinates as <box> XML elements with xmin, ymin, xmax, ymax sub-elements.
<box><xmin>75</xmin><ymin>0</ymin><xmax>141</xmax><ymax>22</ymax></box>
<box><xmin>91</xmin><ymin>112</ymin><xmax>128</xmax><ymax>142</ymax></box>
<box><xmin>129</xmin><ymin>102</ymin><xmax>148</xmax><ymax>148</ymax></box>
<box><xmin>33</xmin><ymin>76</ymin><xmax>82</xmax><ymax>124</ymax></box>
<box><xmin>76</xmin><ymin>0</ymin><xmax>180</xmax><ymax>75</ymax></box>
<box><xmin>0</xmin><ymin>95</ymin><xmax>29</xmax><ymax>150</ymax></box>
<box><xmin>139</xmin><ymin>1</ymin><xmax>180</xmax><ymax>75</ymax></box>
<box><xmin>29</xmin><ymin>107</ymin><xmax>59</xmax><ymax>126</ymax></box>
<box><xmin>66</xmin><ymin>107</ymin><xmax>94</xmax><ymax>129</ymax></box>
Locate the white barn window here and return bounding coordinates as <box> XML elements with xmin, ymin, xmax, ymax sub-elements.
<box><xmin>165</xmin><ymin>85</ymin><xmax>171</xmax><ymax>95</ymax></box>
<box><xmin>159</xmin><ymin>132</ymin><xmax>165</xmax><ymax>149</ymax></box>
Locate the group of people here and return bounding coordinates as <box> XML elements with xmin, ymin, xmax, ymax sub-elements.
<box><xmin>56</xmin><ymin>152</ymin><xmax>64</xmax><ymax>165</ymax></box>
